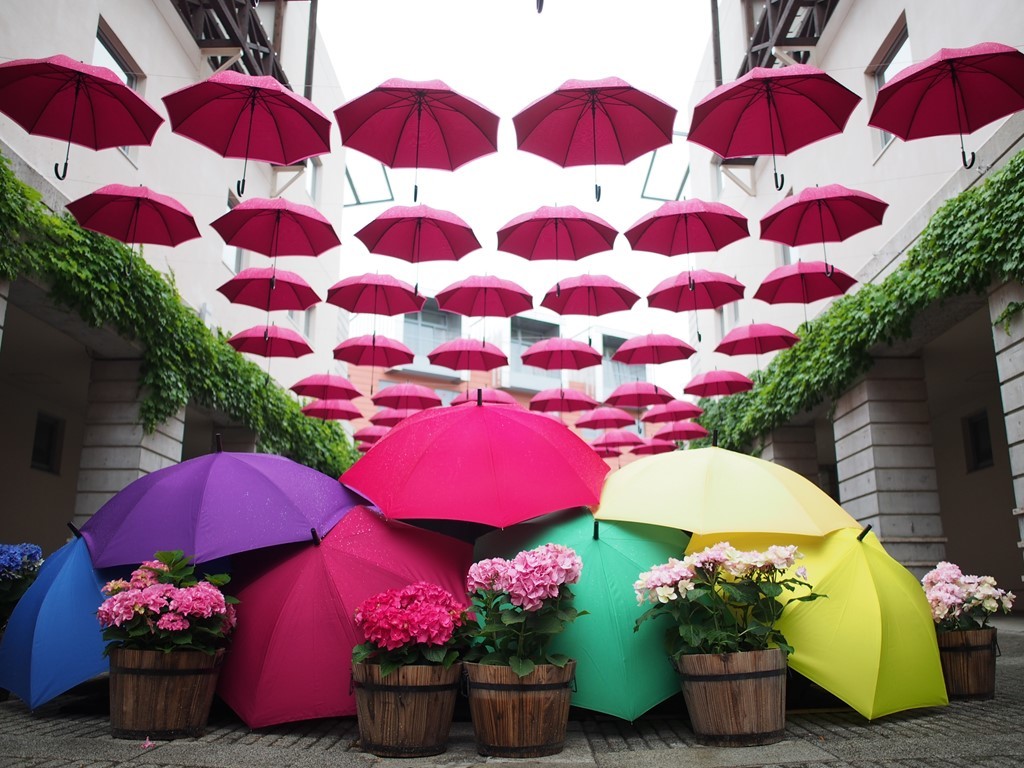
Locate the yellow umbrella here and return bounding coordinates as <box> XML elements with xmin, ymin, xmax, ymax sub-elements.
<box><xmin>594</xmin><ymin>447</ymin><xmax>858</xmax><ymax>536</ymax></box>
<box><xmin>688</xmin><ymin>528</ymin><xmax>949</xmax><ymax>719</ymax></box>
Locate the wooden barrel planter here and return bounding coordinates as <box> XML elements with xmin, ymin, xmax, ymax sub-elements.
<box><xmin>108</xmin><ymin>647</ymin><xmax>223</xmax><ymax>740</ymax></box>
<box><xmin>676</xmin><ymin>648</ymin><xmax>786</xmax><ymax>747</ymax></box>
<box><xmin>351</xmin><ymin>662</ymin><xmax>461</xmax><ymax>757</ymax></box>
<box><xmin>937</xmin><ymin>627</ymin><xmax>997</xmax><ymax>700</ymax></box>
<box><xmin>464</xmin><ymin>661</ymin><xmax>576</xmax><ymax>758</ymax></box>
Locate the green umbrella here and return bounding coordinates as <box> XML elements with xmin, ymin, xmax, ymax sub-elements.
<box><xmin>476</xmin><ymin>507</ymin><xmax>689</xmax><ymax>721</ymax></box>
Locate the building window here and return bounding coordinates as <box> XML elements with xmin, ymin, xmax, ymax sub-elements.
<box><xmin>963</xmin><ymin>410</ymin><xmax>994</xmax><ymax>472</ymax></box>
<box><xmin>305</xmin><ymin>157</ymin><xmax>322</xmax><ymax>203</ymax></box>
<box><xmin>870</xmin><ymin>22</ymin><xmax>912</xmax><ymax>151</ymax></box>
<box><xmin>403</xmin><ymin>298</ymin><xmax>461</xmax><ymax>361</ymax></box>
<box><xmin>288</xmin><ymin>307</ymin><xmax>314</xmax><ymax>338</ymax></box>
<box><xmin>601</xmin><ymin>335</ymin><xmax>633</xmax><ymax>398</ymax></box>
<box><xmin>508</xmin><ymin>316</ymin><xmax>561</xmax><ymax>391</ymax></box>
<box><xmin>31</xmin><ymin>413</ymin><xmax>64</xmax><ymax>474</ymax></box>
<box><xmin>781</xmin><ymin>243</ymin><xmax>796</xmax><ymax>266</ymax></box>
<box><xmin>94</xmin><ymin>22</ymin><xmax>141</xmax><ymax>159</ymax></box>
<box><xmin>222</xmin><ymin>192</ymin><xmax>244</xmax><ymax>274</ymax></box>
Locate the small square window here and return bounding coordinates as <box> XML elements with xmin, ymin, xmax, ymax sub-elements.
<box><xmin>31</xmin><ymin>413</ymin><xmax>64</xmax><ymax>474</ymax></box>
<box><xmin>963</xmin><ymin>410</ymin><xmax>994</xmax><ymax>472</ymax></box>
<box><xmin>870</xmin><ymin>24</ymin><xmax>912</xmax><ymax>150</ymax></box>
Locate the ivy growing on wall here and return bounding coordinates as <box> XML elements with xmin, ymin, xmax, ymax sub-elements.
<box><xmin>697</xmin><ymin>148</ymin><xmax>1024</xmax><ymax>452</ymax></box>
<box><xmin>0</xmin><ymin>155</ymin><xmax>359</xmax><ymax>477</ymax></box>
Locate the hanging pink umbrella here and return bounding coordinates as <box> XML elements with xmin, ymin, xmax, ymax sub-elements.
<box><xmin>624</xmin><ymin>199</ymin><xmax>749</xmax><ymax>256</ymax></box>
<box><xmin>754</xmin><ymin>261</ymin><xmax>857</xmax><ymax>304</ymax></box>
<box><xmin>450</xmin><ymin>388</ymin><xmax>523</xmax><ymax>407</ymax></box>
<box><xmin>435</xmin><ymin>275</ymin><xmax>533</xmax><ymax>317</ymax></box>
<box><xmin>655</xmin><ymin>421</ymin><xmax>709</xmax><ymax>441</ymax></box>
<box><xmin>217</xmin><ymin>267</ymin><xmax>320</xmax><ymax>312</ymax></box>
<box><xmin>290</xmin><ymin>373</ymin><xmax>362</xmax><ymax>401</ymax></box>
<box><xmin>591</xmin><ymin>443</ymin><xmax>622</xmax><ymax>459</ymax></box>
<box><xmin>66</xmin><ymin>185</ymin><xmax>200</xmax><ymax>247</ymax></box>
<box><xmin>594</xmin><ymin>429</ymin><xmax>645</xmax><ymax>449</ymax></box>
<box><xmin>301</xmin><ymin>399</ymin><xmax>362</xmax><ymax>421</ymax></box>
<box><xmin>575</xmin><ymin>406</ymin><xmax>636</xmax><ymax>430</ymax></box>
<box><xmin>211</xmin><ymin>197</ymin><xmax>340</xmax><ymax>257</ymax></box>
<box><xmin>369</xmin><ymin>408</ymin><xmax>417</xmax><ymax>427</ymax></box>
<box><xmin>541</xmin><ymin>274</ymin><xmax>640</xmax><ymax>316</ymax></box>
<box><xmin>333</xmin><ymin>334</ymin><xmax>415</xmax><ymax>368</ymax></box>
<box><xmin>759</xmin><ymin>184</ymin><xmax>888</xmax><ymax>251</ymax></box>
<box><xmin>605</xmin><ymin>382</ymin><xmax>675</xmax><ymax>408</ymax></box>
<box><xmin>496</xmin><ymin>205</ymin><xmax>618</xmax><ymax>260</ymax></box>
<box><xmin>529</xmin><ymin>388</ymin><xmax>601</xmax><ymax>413</ymax></box>
<box><xmin>632</xmin><ymin>437</ymin><xmax>677</xmax><ymax>456</ymax></box>
<box><xmin>356</xmin><ymin>443</ymin><xmax>373</xmax><ymax>453</ymax></box>
<box><xmin>612</xmin><ymin>333</ymin><xmax>696</xmax><ymax>365</ymax></box>
<box><xmin>354</xmin><ymin>204</ymin><xmax>481</xmax><ymax>263</ymax></box>
<box><xmin>326</xmin><ymin>273</ymin><xmax>425</xmax><ymax>316</ymax></box>
<box><xmin>354</xmin><ymin>425</ymin><xmax>390</xmax><ymax>444</ymax></box>
<box><xmin>684</xmin><ymin>370</ymin><xmax>754</xmax><ymax>397</ymax></box>
<box><xmin>427</xmin><ymin>338</ymin><xmax>509</xmax><ymax>372</ymax></box>
<box><xmin>642</xmin><ymin>400</ymin><xmax>704</xmax><ymax>424</ymax></box>
<box><xmin>715</xmin><ymin>323</ymin><xmax>800</xmax><ymax>356</ymax></box>
<box><xmin>646</xmin><ymin>269</ymin><xmax>745</xmax><ymax>342</ymax></box>
<box><xmin>227</xmin><ymin>326</ymin><xmax>312</xmax><ymax>358</ymax></box>
<box><xmin>520</xmin><ymin>338</ymin><xmax>602</xmax><ymax>370</ymax></box>
<box><xmin>371</xmin><ymin>383</ymin><xmax>442</xmax><ymax>410</ymax></box>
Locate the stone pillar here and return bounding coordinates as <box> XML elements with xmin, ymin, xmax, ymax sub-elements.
<box><xmin>832</xmin><ymin>357</ymin><xmax>946</xmax><ymax>572</ymax></box>
<box><xmin>72</xmin><ymin>359</ymin><xmax>184</xmax><ymax>530</ymax></box>
<box><xmin>760</xmin><ymin>425</ymin><xmax>818</xmax><ymax>484</ymax></box>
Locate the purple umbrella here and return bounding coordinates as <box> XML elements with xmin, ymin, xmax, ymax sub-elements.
<box><xmin>80</xmin><ymin>451</ymin><xmax>363</xmax><ymax>567</ymax></box>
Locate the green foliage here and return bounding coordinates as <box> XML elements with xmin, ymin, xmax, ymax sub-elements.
<box><xmin>696</xmin><ymin>149</ymin><xmax>1024</xmax><ymax>452</ymax></box>
<box><xmin>0</xmin><ymin>154</ymin><xmax>359</xmax><ymax>476</ymax></box>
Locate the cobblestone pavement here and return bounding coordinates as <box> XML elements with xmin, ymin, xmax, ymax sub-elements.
<box><xmin>3</xmin><ymin>618</ymin><xmax>1023</xmax><ymax>768</ymax></box>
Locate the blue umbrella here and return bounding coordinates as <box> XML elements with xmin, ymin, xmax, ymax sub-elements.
<box><xmin>0</xmin><ymin>536</ymin><xmax>114</xmax><ymax>708</ymax></box>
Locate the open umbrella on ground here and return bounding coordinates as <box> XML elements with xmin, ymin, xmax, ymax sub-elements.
<box><xmin>646</xmin><ymin>269</ymin><xmax>745</xmax><ymax>342</ymax></box>
<box><xmin>0</xmin><ymin>54</ymin><xmax>164</xmax><ymax>180</ymax></box>
<box><xmin>754</xmin><ymin>261</ymin><xmax>857</xmax><ymax>305</ymax></box>
<box><xmin>541</xmin><ymin>274</ymin><xmax>640</xmax><ymax>316</ymax></box>
<box><xmin>227</xmin><ymin>325</ymin><xmax>312</xmax><ymax>358</ymax></box>
<box><xmin>632</xmin><ymin>437</ymin><xmax>677</xmax><ymax>455</ymax></box>
<box><xmin>217</xmin><ymin>267</ymin><xmax>320</xmax><ymax>312</ymax></box>
<box><xmin>529</xmin><ymin>387</ymin><xmax>601</xmax><ymax>413</ymax></box>
<box><xmin>688</xmin><ymin>64</ymin><xmax>861</xmax><ymax>190</ymax></box>
<box><xmin>715</xmin><ymin>322</ymin><xmax>800</xmax><ymax>357</ymax></box>
<box><xmin>354</xmin><ymin>204</ymin><xmax>480</xmax><ymax>263</ymax></box>
<box><xmin>342</xmin><ymin>403</ymin><xmax>609</xmax><ymax>528</ymax></box>
<box><xmin>436</xmin><ymin>275</ymin><xmax>532</xmax><ymax>317</ymax></box>
<box><xmin>333</xmin><ymin>333</ymin><xmax>414</xmax><ymax>368</ymax></box>
<box><xmin>369</xmin><ymin>408</ymin><xmax>418</xmax><ymax>427</ymax></box>
<box><xmin>612</xmin><ymin>333</ymin><xmax>696</xmax><ymax>365</ymax></box>
<box><xmin>605</xmin><ymin>381</ymin><xmax>675</xmax><ymax>409</ymax></box>
<box><xmin>868</xmin><ymin>41</ymin><xmax>1024</xmax><ymax>168</ymax></box>
<box><xmin>326</xmin><ymin>273</ymin><xmax>425</xmax><ymax>316</ymax></box>
<box><xmin>450</xmin><ymin>387</ymin><xmax>523</xmax><ymax>407</ymax></box>
<box><xmin>354</xmin><ymin>425</ymin><xmax>389</xmax><ymax>444</ymax></box>
<box><xmin>370</xmin><ymin>382</ymin><xmax>442</xmax><ymax>410</ymax></box>
<box><xmin>212</xmin><ymin>197</ymin><xmax>340</xmax><ymax>258</ymax></box>
<box><xmin>335</xmin><ymin>79</ymin><xmax>499</xmax><ymax>201</ymax></box>
<box><xmin>428</xmin><ymin>337</ymin><xmax>509</xmax><ymax>372</ymax></box>
<box><xmin>80</xmin><ymin>450</ymin><xmax>363</xmax><ymax>567</ymax></box>
<box><xmin>624</xmin><ymin>199</ymin><xmax>749</xmax><ymax>256</ymax></box>
<box><xmin>684</xmin><ymin>370</ymin><xmax>754</xmax><ymax>397</ymax></box>
<box><xmin>300</xmin><ymin>399</ymin><xmax>362</xmax><ymax>422</ymax></box>
<box><xmin>592</xmin><ymin>429</ymin><xmax>644</xmax><ymax>449</ymax></box>
<box><xmin>596</xmin><ymin>446</ymin><xmax>858</xmax><ymax>537</ymax></box>
<box><xmin>496</xmin><ymin>205</ymin><xmax>618</xmax><ymax>260</ymax></box>
<box><xmin>575</xmin><ymin>406</ymin><xmax>635</xmax><ymax>430</ymax></box>
<box><xmin>162</xmin><ymin>70</ymin><xmax>331</xmax><ymax>196</ymax></box>
<box><xmin>476</xmin><ymin>508</ymin><xmax>689</xmax><ymax>720</ymax></box>
<box><xmin>520</xmin><ymin>337</ymin><xmax>602</xmax><ymax>370</ymax></box>
<box><xmin>66</xmin><ymin>185</ymin><xmax>200</xmax><ymax>248</ymax></box>
<box><xmin>654</xmin><ymin>420</ymin><xmax>709</xmax><ymax>442</ymax></box>
<box><xmin>513</xmin><ymin>77</ymin><xmax>677</xmax><ymax>200</ymax></box>
<box><xmin>290</xmin><ymin>373</ymin><xmax>362</xmax><ymax>401</ymax></box>
<box><xmin>217</xmin><ymin>505</ymin><xmax>473</xmax><ymax>727</ymax></box>
<box><xmin>642</xmin><ymin>400</ymin><xmax>704</xmax><ymax>423</ymax></box>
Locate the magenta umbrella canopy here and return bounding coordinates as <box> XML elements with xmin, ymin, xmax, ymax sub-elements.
<box><xmin>217</xmin><ymin>267</ymin><xmax>320</xmax><ymax>312</ymax></box>
<box><xmin>754</xmin><ymin>261</ymin><xmax>858</xmax><ymax>304</ymax></box>
<box><xmin>369</xmin><ymin>408</ymin><xmax>418</xmax><ymax>427</ymax></box>
<box><xmin>655</xmin><ymin>421</ymin><xmax>710</xmax><ymax>441</ymax></box>
<box><xmin>497</xmin><ymin>205</ymin><xmax>618</xmax><ymax>260</ymax></box>
<box><xmin>594</xmin><ymin>429</ymin><xmax>645</xmax><ymax>449</ymax></box>
<box><xmin>605</xmin><ymin>382</ymin><xmax>675</xmax><ymax>409</ymax></box>
<box><xmin>684</xmin><ymin>370</ymin><xmax>755</xmax><ymax>397</ymax></box>
<box><xmin>211</xmin><ymin>197</ymin><xmax>340</xmax><ymax>257</ymax></box>
<box><xmin>450</xmin><ymin>388</ymin><xmax>523</xmax><ymax>407</ymax></box>
<box><xmin>647</xmin><ymin>269</ymin><xmax>746</xmax><ymax>312</ymax></box>
<box><xmin>290</xmin><ymin>373</ymin><xmax>362</xmax><ymax>401</ymax></box>
<box><xmin>428</xmin><ymin>338</ymin><xmax>509</xmax><ymax>372</ymax></box>
<box><xmin>541</xmin><ymin>274</ymin><xmax>640</xmax><ymax>316</ymax></box>
<box><xmin>642</xmin><ymin>400</ymin><xmax>704</xmax><ymax>424</ymax></box>
<box><xmin>371</xmin><ymin>383</ymin><xmax>442</xmax><ymax>410</ymax></box>
<box><xmin>591</xmin><ymin>443</ymin><xmax>622</xmax><ymax>459</ymax></box>
<box><xmin>632</xmin><ymin>437</ymin><xmax>677</xmax><ymax>456</ymax></box>
<box><xmin>341</xmin><ymin>406</ymin><xmax>610</xmax><ymax>527</ymax></box>
<box><xmin>625</xmin><ymin>199</ymin><xmax>749</xmax><ymax>256</ymax></box>
<box><xmin>436</xmin><ymin>275</ymin><xmax>533</xmax><ymax>317</ymax></box>
<box><xmin>529</xmin><ymin>387</ymin><xmax>601</xmax><ymax>413</ymax></box>
<box><xmin>227</xmin><ymin>325</ymin><xmax>312</xmax><ymax>358</ymax></box>
<box><xmin>759</xmin><ymin>184</ymin><xmax>889</xmax><ymax>246</ymax></box>
<box><xmin>301</xmin><ymin>399</ymin><xmax>362</xmax><ymax>422</ymax></box>
<box><xmin>79</xmin><ymin>451</ymin><xmax>363</xmax><ymax>566</ymax></box>
<box><xmin>354</xmin><ymin>425</ymin><xmax>390</xmax><ymax>444</ymax></box>
<box><xmin>66</xmin><ymin>185</ymin><xmax>200</xmax><ymax>247</ymax></box>
<box><xmin>575</xmin><ymin>406</ymin><xmax>636</xmax><ymax>430</ymax></box>
<box><xmin>333</xmin><ymin>334</ymin><xmax>415</xmax><ymax>368</ymax></box>
<box><xmin>326</xmin><ymin>273</ymin><xmax>425</xmax><ymax>316</ymax></box>
<box><xmin>521</xmin><ymin>338</ymin><xmax>602</xmax><ymax>370</ymax></box>
<box><xmin>612</xmin><ymin>333</ymin><xmax>696</xmax><ymax>365</ymax></box>
<box><xmin>355</xmin><ymin>204</ymin><xmax>481</xmax><ymax>263</ymax></box>
<box><xmin>715</xmin><ymin>323</ymin><xmax>800</xmax><ymax>356</ymax></box>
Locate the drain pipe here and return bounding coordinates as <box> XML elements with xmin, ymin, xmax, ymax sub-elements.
<box><xmin>710</xmin><ymin>0</ymin><xmax>723</xmax><ymax>87</ymax></box>
<box><xmin>304</xmin><ymin>0</ymin><xmax>319</xmax><ymax>100</ymax></box>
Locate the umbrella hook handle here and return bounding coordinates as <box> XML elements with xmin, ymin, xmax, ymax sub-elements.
<box><xmin>536</xmin><ymin>0</ymin><xmax>544</xmax><ymax>11</ymax></box>
<box><xmin>594</xmin><ymin>183</ymin><xmax>601</xmax><ymax>202</ymax></box>
<box><xmin>773</xmin><ymin>169</ymin><xmax>785</xmax><ymax>191</ymax></box>
<box><xmin>54</xmin><ymin>160</ymin><xmax>69</xmax><ymax>181</ymax></box>
<box><xmin>824</xmin><ymin>261</ymin><xmax>835</xmax><ymax>278</ymax></box>
<box><xmin>236</xmin><ymin>177</ymin><xmax>246</xmax><ymax>197</ymax></box>
<box><xmin>961</xmin><ymin>148</ymin><xmax>976</xmax><ymax>169</ymax></box>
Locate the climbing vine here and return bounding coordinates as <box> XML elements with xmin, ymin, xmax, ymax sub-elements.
<box><xmin>696</xmin><ymin>148</ymin><xmax>1024</xmax><ymax>452</ymax></box>
<box><xmin>0</xmin><ymin>154</ymin><xmax>359</xmax><ymax>477</ymax></box>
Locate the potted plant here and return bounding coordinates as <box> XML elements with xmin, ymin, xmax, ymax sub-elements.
<box><xmin>350</xmin><ymin>581</ymin><xmax>468</xmax><ymax>757</ymax></box>
<box><xmin>634</xmin><ymin>542</ymin><xmax>820</xmax><ymax>746</ymax></box>
<box><xmin>96</xmin><ymin>550</ymin><xmax>237</xmax><ymax>739</ymax></box>
<box><xmin>922</xmin><ymin>561</ymin><xmax>1015</xmax><ymax>699</ymax></box>
<box><xmin>463</xmin><ymin>543</ymin><xmax>585</xmax><ymax>758</ymax></box>
<box><xmin>0</xmin><ymin>542</ymin><xmax>43</xmax><ymax>702</ymax></box>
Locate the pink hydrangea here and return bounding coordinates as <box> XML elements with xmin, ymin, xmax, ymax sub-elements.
<box><xmin>156</xmin><ymin>612</ymin><xmax>190</xmax><ymax>632</ymax></box>
<box><xmin>466</xmin><ymin>557</ymin><xmax>511</xmax><ymax>593</ymax></box>
<box><xmin>129</xmin><ymin>560</ymin><xmax>169</xmax><ymax>589</ymax></box>
<box><xmin>502</xmin><ymin>543</ymin><xmax>583</xmax><ymax>612</ymax></box>
<box><xmin>171</xmin><ymin>581</ymin><xmax>227</xmax><ymax>618</ymax></box>
<box><xmin>634</xmin><ymin>558</ymin><xmax>695</xmax><ymax>605</ymax></box>
<box><xmin>922</xmin><ymin>561</ymin><xmax>1016</xmax><ymax>627</ymax></box>
<box><xmin>355</xmin><ymin>582</ymin><xmax>466</xmax><ymax>652</ymax></box>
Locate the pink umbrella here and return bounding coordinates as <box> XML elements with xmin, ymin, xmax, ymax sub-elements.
<box><xmin>529</xmin><ymin>388</ymin><xmax>601</xmax><ymax>413</ymax></box>
<box><xmin>612</xmin><ymin>333</ymin><xmax>696</xmax><ymax>365</ymax></box>
<box><xmin>427</xmin><ymin>338</ymin><xmax>509</xmax><ymax>372</ymax></box>
<box><xmin>715</xmin><ymin>323</ymin><xmax>800</xmax><ymax>356</ymax></box>
<box><xmin>624</xmin><ymin>199</ymin><xmax>749</xmax><ymax>256</ymax></box>
<box><xmin>520</xmin><ymin>338</ymin><xmax>602</xmax><ymax>370</ymax></box>
<box><xmin>333</xmin><ymin>334</ymin><xmax>415</xmax><ymax>368</ymax></box>
<box><xmin>575</xmin><ymin>407</ymin><xmax>636</xmax><ymax>430</ymax></box>
<box><xmin>356</xmin><ymin>443</ymin><xmax>373</xmax><ymax>453</ymax></box>
<box><xmin>211</xmin><ymin>197</ymin><xmax>340</xmax><ymax>257</ymax></box>
<box><xmin>594</xmin><ymin>429</ymin><xmax>645</xmax><ymax>449</ymax></box>
<box><xmin>654</xmin><ymin>421</ymin><xmax>710</xmax><ymax>441</ymax></box>
<box><xmin>496</xmin><ymin>205</ymin><xmax>618</xmax><ymax>260</ymax></box>
<box><xmin>369</xmin><ymin>408</ymin><xmax>417</xmax><ymax>427</ymax></box>
<box><xmin>642</xmin><ymin>400</ymin><xmax>704</xmax><ymax>424</ymax></box>
<box><xmin>591</xmin><ymin>443</ymin><xmax>622</xmax><ymax>459</ymax></box>
<box><xmin>227</xmin><ymin>326</ymin><xmax>312</xmax><ymax>358</ymax></box>
<box><xmin>754</xmin><ymin>261</ymin><xmax>857</xmax><ymax>305</ymax></box>
<box><xmin>371</xmin><ymin>383</ymin><xmax>442</xmax><ymax>410</ymax></box>
<box><xmin>354</xmin><ymin>204</ymin><xmax>480</xmax><ymax>263</ymax></box>
<box><xmin>354</xmin><ymin>425</ymin><xmax>390</xmax><ymax>444</ymax></box>
<box><xmin>66</xmin><ymin>185</ymin><xmax>200</xmax><ymax>247</ymax></box>
<box><xmin>162</xmin><ymin>70</ymin><xmax>332</xmax><ymax>196</ymax></box>
<box><xmin>684</xmin><ymin>370</ymin><xmax>754</xmax><ymax>397</ymax></box>
<box><xmin>326</xmin><ymin>273</ymin><xmax>425</xmax><ymax>316</ymax></box>
<box><xmin>290</xmin><ymin>373</ymin><xmax>362</xmax><ymax>401</ymax></box>
<box><xmin>436</xmin><ymin>275</ymin><xmax>533</xmax><ymax>317</ymax></box>
<box><xmin>301</xmin><ymin>399</ymin><xmax>362</xmax><ymax>421</ymax></box>
<box><xmin>605</xmin><ymin>382</ymin><xmax>675</xmax><ymax>409</ymax></box>
<box><xmin>541</xmin><ymin>274</ymin><xmax>640</xmax><ymax>316</ymax></box>
<box><xmin>217</xmin><ymin>267</ymin><xmax>320</xmax><ymax>312</ymax></box>
<box><xmin>632</xmin><ymin>437</ymin><xmax>677</xmax><ymax>456</ymax></box>
<box><xmin>513</xmin><ymin>77</ymin><xmax>677</xmax><ymax>200</ymax></box>
<box><xmin>646</xmin><ymin>269</ymin><xmax>745</xmax><ymax>342</ymax></box>
<box><xmin>450</xmin><ymin>388</ymin><xmax>523</xmax><ymax>407</ymax></box>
